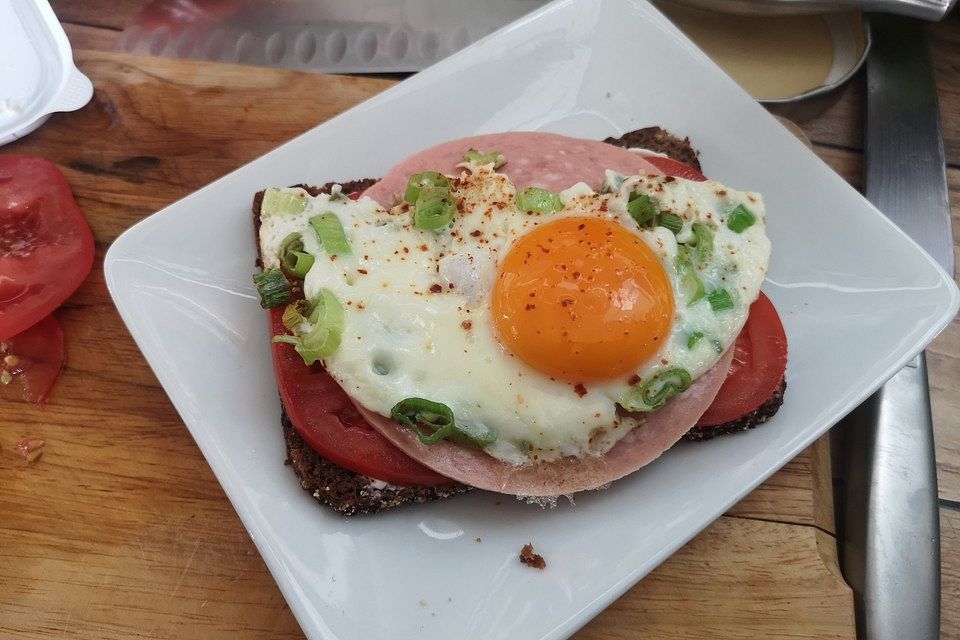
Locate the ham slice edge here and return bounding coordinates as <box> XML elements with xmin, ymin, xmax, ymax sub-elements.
<box><xmin>355</xmin><ymin>347</ymin><xmax>734</xmax><ymax>496</ymax></box>
<box><xmin>363</xmin><ymin>131</ymin><xmax>662</xmax><ymax>207</ymax></box>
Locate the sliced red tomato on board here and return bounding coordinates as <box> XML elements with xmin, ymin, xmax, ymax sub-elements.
<box><xmin>644</xmin><ymin>155</ymin><xmax>707</xmax><ymax>182</ymax></box>
<box><xmin>696</xmin><ymin>292</ymin><xmax>787</xmax><ymax>427</ymax></box>
<box><xmin>0</xmin><ymin>157</ymin><xmax>95</xmax><ymax>341</ymax></box>
<box><xmin>1</xmin><ymin>314</ymin><xmax>65</xmax><ymax>404</ymax></box>
<box><xmin>269</xmin><ymin>307</ymin><xmax>454</xmax><ymax>487</ymax></box>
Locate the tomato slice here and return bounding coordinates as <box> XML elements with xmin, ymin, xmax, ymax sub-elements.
<box><xmin>1</xmin><ymin>314</ymin><xmax>65</xmax><ymax>404</ymax></box>
<box><xmin>644</xmin><ymin>155</ymin><xmax>707</xmax><ymax>182</ymax></box>
<box><xmin>0</xmin><ymin>157</ymin><xmax>95</xmax><ymax>341</ymax></box>
<box><xmin>696</xmin><ymin>292</ymin><xmax>787</xmax><ymax>426</ymax></box>
<box><xmin>269</xmin><ymin>307</ymin><xmax>453</xmax><ymax>487</ymax></box>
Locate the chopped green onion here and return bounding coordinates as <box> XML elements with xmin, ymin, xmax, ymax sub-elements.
<box><xmin>285</xmin><ymin>251</ymin><xmax>314</xmax><ymax>277</ymax></box>
<box><xmin>624</xmin><ymin>368</ymin><xmax>693</xmax><ymax>412</ymax></box>
<box><xmin>627</xmin><ymin>193</ymin><xmax>657</xmax><ymax>227</ymax></box>
<box><xmin>687</xmin><ymin>331</ymin><xmax>704</xmax><ymax>349</ymax></box>
<box><xmin>281</xmin><ymin>301</ymin><xmax>305</xmax><ymax>331</ymax></box>
<box><xmin>404</xmin><ymin>171</ymin><xmax>453</xmax><ymax>204</ymax></box>
<box><xmin>280</xmin><ymin>233</ymin><xmax>315</xmax><ymax>278</ymax></box>
<box><xmin>272</xmin><ymin>289</ymin><xmax>344</xmax><ymax>364</ymax></box>
<box><xmin>680</xmin><ymin>270</ymin><xmax>706</xmax><ymax>306</ymax></box>
<box><xmin>674</xmin><ymin>244</ymin><xmax>693</xmax><ymax>271</ymax></box>
<box><xmin>261</xmin><ymin>188</ymin><xmax>307</xmax><ymax>216</ymax></box>
<box><xmin>659</xmin><ymin>213</ymin><xmax>683</xmax><ymax>235</ymax></box>
<box><xmin>252</xmin><ymin>269</ymin><xmax>291</xmax><ymax>309</ymax></box>
<box><xmin>309</xmin><ymin>212</ymin><xmax>351</xmax><ymax>256</ymax></box>
<box><xmin>707</xmin><ymin>288</ymin><xmax>734</xmax><ymax>311</ymax></box>
<box><xmin>516</xmin><ymin>187</ymin><xmax>563</xmax><ymax>214</ymax></box>
<box><xmin>727</xmin><ymin>204</ymin><xmax>756</xmax><ymax>233</ymax></box>
<box><xmin>463</xmin><ymin>149</ymin><xmax>506</xmax><ymax>168</ymax></box>
<box><xmin>691</xmin><ymin>222</ymin><xmax>713</xmax><ymax>263</ymax></box>
<box><xmin>414</xmin><ymin>187</ymin><xmax>457</xmax><ymax>230</ymax></box>
<box><xmin>390</xmin><ymin>397</ymin><xmax>497</xmax><ymax>447</ymax></box>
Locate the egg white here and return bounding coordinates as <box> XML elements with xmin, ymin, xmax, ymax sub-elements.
<box><xmin>258</xmin><ymin>161</ymin><xmax>770</xmax><ymax>464</ymax></box>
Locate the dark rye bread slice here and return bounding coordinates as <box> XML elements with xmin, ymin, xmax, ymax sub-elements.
<box><xmin>256</xmin><ymin>127</ymin><xmax>783</xmax><ymax>515</ymax></box>
<box><xmin>682</xmin><ymin>379</ymin><xmax>786</xmax><ymax>442</ymax></box>
<box><xmin>605</xmin><ymin>126</ymin><xmax>702</xmax><ymax>173</ymax></box>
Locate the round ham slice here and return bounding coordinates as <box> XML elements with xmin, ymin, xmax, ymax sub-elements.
<box><xmin>363</xmin><ymin>131</ymin><xmax>662</xmax><ymax>207</ymax></box>
<box><xmin>346</xmin><ymin>131</ymin><xmax>728</xmax><ymax>496</ymax></box>
<box><xmin>354</xmin><ymin>347</ymin><xmax>734</xmax><ymax>496</ymax></box>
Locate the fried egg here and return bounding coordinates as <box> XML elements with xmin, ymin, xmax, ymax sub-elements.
<box><xmin>258</xmin><ymin>159</ymin><xmax>770</xmax><ymax>464</ymax></box>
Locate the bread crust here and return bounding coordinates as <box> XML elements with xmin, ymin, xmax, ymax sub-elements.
<box><xmin>282</xmin><ymin>411</ymin><xmax>469</xmax><ymax>515</ymax></box>
<box><xmin>682</xmin><ymin>378</ymin><xmax>786</xmax><ymax>442</ymax></box>
<box><xmin>604</xmin><ymin>126</ymin><xmax>702</xmax><ymax>172</ymax></box>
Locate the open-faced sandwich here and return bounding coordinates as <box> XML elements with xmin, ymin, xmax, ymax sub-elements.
<box><xmin>251</xmin><ymin>128</ymin><xmax>787</xmax><ymax>515</ymax></box>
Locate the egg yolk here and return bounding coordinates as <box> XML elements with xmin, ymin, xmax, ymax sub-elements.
<box><xmin>492</xmin><ymin>216</ymin><xmax>674</xmax><ymax>382</ymax></box>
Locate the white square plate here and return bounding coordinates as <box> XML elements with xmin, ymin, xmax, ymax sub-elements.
<box><xmin>104</xmin><ymin>1</ymin><xmax>959</xmax><ymax>638</ymax></box>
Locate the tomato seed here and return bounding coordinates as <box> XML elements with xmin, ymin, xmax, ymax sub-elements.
<box><xmin>0</xmin><ymin>201</ymin><xmax>43</xmax><ymax>259</ymax></box>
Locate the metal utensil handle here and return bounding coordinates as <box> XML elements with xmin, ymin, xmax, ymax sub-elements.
<box><xmin>840</xmin><ymin>12</ymin><xmax>949</xmax><ymax>640</ymax></box>
<box><xmin>841</xmin><ymin>354</ymin><xmax>940</xmax><ymax>639</ymax></box>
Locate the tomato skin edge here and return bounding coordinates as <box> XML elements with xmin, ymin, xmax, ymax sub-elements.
<box><xmin>643</xmin><ymin>155</ymin><xmax>708</xmax><ymax>182</ymax></box>
<box><xmin>268</xmin><ymin>307</ymin><xmax>455</xmax><ymax>487</ymax></box>
<box><xmin>695</xmin><ymin>292</ymin><xmax>787</xmax><ymax>427</ymax></box>
<box><xmin>0</xmin><ymin>156</ymin><xmax>96</xmax><ymax>341</ymax></box>
<box><xmin>2</xmin><ymin>314</ymin><xmax>65</xmax><ymax>405</ymax></box>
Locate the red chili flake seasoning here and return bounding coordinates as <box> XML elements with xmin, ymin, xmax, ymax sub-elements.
<box><xmin>470</xmin><ymin>230</ymin><xmax>482</xmax><ymax>237</ymax></box>
<box><xmin>461</xmin><ymin>320</ymin><xmax>473</xmax><ymax>331</ymax></box>
<box><xmin>598</xmin><ymin>201</ymin><xmax>608</xmax><ymax>213</ymax></box>
<box><xmin>429</xmin><ymin>284</ymin><xmax>443</xmax><ymax>293</ymax></box>
<box><xmin>525</xmin><ymin>303</ymin><xmax>536</xmax><ymax>311</ymax></box>
<box><xmin>357</xmin><ymin>268</ymin><xmax>368</xmax><ymax>275</ymax></box>
<box><xmin>403</xmin><ymin>246</ymin><xmax>410</xmax><ymax>254</ymax></box>
<box><xmin>419</xmin><ymin>244</ymin><xmax>428</xmax><ymax>252</ymax></box>
<box><xmin>577</xmin><ymin>223</ymin><xmax>585</xmax><ymax>230</ymax></box>
<box><xmin>519</xmin><ymin>544</ymin><xmax>546</xmax><ymax>570</ymax></box>
<box><xmin>573</xmin><ymin>383</ymin><xmax>587</xmax><ymax>397</ymax></box>
<box><xmin>664</xmin><ymin>176</ymin><xmax>675</xmax><ymax>183</ymax></box>
<box><xmin>628</xmin><ymin>374</ymin><xmax>641</xmax><ymax>385</ymax></box>
<box><xmin>560</xmin><ymin>299</ymin><xmax>574</xmax><ymax>307</ymax></box>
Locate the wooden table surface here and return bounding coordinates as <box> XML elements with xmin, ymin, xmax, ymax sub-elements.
<box><xmin>0</xmin><ymin>3</ymin><xmax>956</xmax><ymax>638</ymax></box>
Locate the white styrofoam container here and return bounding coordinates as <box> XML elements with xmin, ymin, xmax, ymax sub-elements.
<box><xmin>0</xmin><ymin>0</ymin><xmax>93</xmax><ymax>146</ymax></box>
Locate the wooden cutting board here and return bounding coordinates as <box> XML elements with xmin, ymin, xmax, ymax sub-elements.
<box><xmin>0</xmin><ymin>51</ymin><xmax>855</xmax><ymax>639</ymax></box>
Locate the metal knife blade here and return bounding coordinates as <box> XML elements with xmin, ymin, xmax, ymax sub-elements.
<box><xmin>115</xmin><ymin>0</ymin><xmax>548</xmax><ymax>74</ymax></box>
<box><xmin>840</xmin><ymin>13</ymin><xmax>953</xmax><ymax>640</ymax></box>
